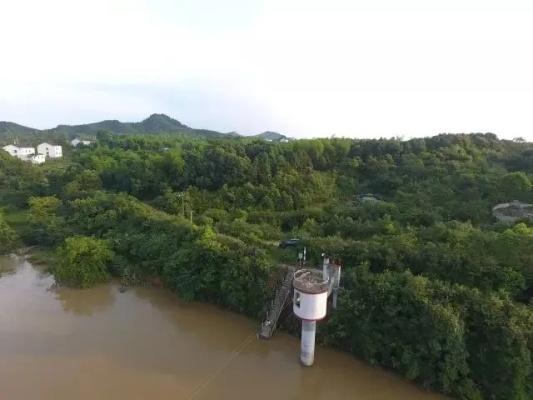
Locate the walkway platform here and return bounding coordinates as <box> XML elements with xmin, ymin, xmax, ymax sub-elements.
<box><xmin>258</xmin><ymin>266</ymin><xmax>295</xmax><ymax>340</ymax></box>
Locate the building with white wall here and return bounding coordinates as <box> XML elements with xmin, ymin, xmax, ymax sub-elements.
<box><xmin>2</xmin><ymin>144</ymin><xmax>19</xmax><ymax>156</ymax></box>
<box><xmin>37</xmin><ymin>143</ymin><xmax>62</xmax><ymax>158</ymax></box>
<box><xmin>19</xmin><ymin>153</ymin><xmax>46</xmax><ymax>164</ymax></box>
<box><xmin>2</xmin><ymin>145</ymin><xmax>45</xmax><ymax>164</ymax></box>
<box><xmin>71</xmin><ymin>138</ymin><xmax>93</xmax><ymax>147</ymax></box>
<box><xmin>2</xmin><ymin>144</ymin><xmax>35</xmax><ymax>157</ymax></box>
<box><xmin>18</xmin><ymin>147</ymin><xmax>36</xmax><ymax>156</ymax></box>
<box><xmin>30</xmin><ymin>154</ymin><xmax>46</xmax><ymax>164</ymax></box>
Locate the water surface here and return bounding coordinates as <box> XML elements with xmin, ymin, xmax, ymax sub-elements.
<box><xmin>0</xmin><ymin>255</ymin><xmax>449</xmax><ymax>400</ymax></box>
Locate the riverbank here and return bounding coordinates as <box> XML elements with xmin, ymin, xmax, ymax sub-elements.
<box><xmin>10</xmin><ymin>248</ymin><xmax>454</xmax><ymax>399</ymax></box>
<box><xmin>19</xmin><ymin>246</ymin><xmax>55</xmax><ymax>266</ymax></box>
<box><xmin>0</xmin><ymin>255</ymin><xmax>449</xmax><ymax>400</ymax></box>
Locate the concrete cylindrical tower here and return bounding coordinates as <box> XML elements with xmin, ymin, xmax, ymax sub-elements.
<box><xmin>293</xmin><ymin>269</ymin><xmax>329</xmax><ymax>366</ymax></box>
<box><xmin>301</xmin><ymin>320</ymin><xmax>317</xmax><ymax>366</ymax></box>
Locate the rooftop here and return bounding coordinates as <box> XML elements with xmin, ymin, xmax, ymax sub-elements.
<box><xmin>293</xmin><ymin>269</ymin><xmax>329</xmax><ymax>294</ymax></box>
<box><xmin>4</xmin><ymin>143</ymin><xmax>33</xmax><ymax>148</ymax></box>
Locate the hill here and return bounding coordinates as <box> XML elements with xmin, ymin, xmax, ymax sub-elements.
<box><xmin>255</xmin><ymin>131</ymin><xmax>291</xmax><ymax>141</ymax></box>
<box><xmin>0</xmin><ymin>114</ymin><xmax>228</xmax><ymax>142</ymax></box>
<box><xmin>53</xmin><ymin>114</ymin><xmax>190</xmax><ymax>135</ymax></box>
<box><xmin>0</xmin><ymin>121</ymin><xmax>39</xmax><ymax>136</ymax></box>
<box><xmin>0</xmin><ymin>114</ymin><xmax>293</xmax><ymax>142</ymax></box>
<box><xmin>51</xmin><ymin>114</ymin><xmax>227</xmax><ymax>139</ymax></box>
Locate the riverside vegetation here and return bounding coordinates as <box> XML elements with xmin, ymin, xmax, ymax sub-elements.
<box><xmin>1</xmin><ymin>131</ymin><xmax>533</xmax><ymax>399</ymax></box>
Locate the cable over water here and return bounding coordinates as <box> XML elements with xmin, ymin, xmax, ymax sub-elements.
<box><xmin>185</xmin><ymin>331</ymin><xmax>257</xmax><ymax>400</ymax></box>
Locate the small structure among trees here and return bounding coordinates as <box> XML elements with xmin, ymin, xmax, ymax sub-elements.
<box><xmin>354</xmin><ymin>193</ymin><xmax>382</xmax><ymax>203</ymax></box>
<box><xmin>492</xmin><ymin>200</ymin><xmax>533</xmax><ymax>223</ymax></box>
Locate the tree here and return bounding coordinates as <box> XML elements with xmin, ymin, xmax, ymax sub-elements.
<box><xmin>95</xmin><ymin>129</ymin><xmax>111</xmax><ymax>143</ymax></box>
<box><xmin>63</xmin><ymin>169</ymin><xmax>102</xmax><ymax>199</ymax></box>
<box><xmin>0</xmin><ymin>210</ymin><xmax>19</xmax><ymax>254</ymax></box>
<box><xmin>500</xmin><ymin>172</ymin><xmax>532</xmax><ymax>200</ymax></box>
<box><xmin>28</xmin><ymin>196</ymin><xmax>64</xmax><ymax>246</ymax></box>
<box><xmin>55</xmin><ymin>236</ymin><xmax>114</xmax><ymax>288</ymax></box>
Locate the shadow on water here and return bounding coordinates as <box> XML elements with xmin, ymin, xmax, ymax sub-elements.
<box><xmin>51</xmin><ymin>284</ymin><xmax>116</xmax><ymax>316</ymax></box>
<box><xmin>129</xmin><ymin>286</ymin><xmax>303</xmax><ymax>364</ymax></box>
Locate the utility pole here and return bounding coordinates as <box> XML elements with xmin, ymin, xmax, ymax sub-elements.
<box><xmin>298</xmin><ymin>247</ymin><xmax>306</xmax><ymax>269</ymax></box>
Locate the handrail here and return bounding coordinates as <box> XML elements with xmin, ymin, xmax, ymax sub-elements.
<box><xmin>258</xmin><ymin>267</ymin><xmax>295</xmax><ymax>340</ymax></box>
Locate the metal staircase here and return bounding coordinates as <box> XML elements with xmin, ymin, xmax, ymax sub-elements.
<box><xmin>258</xmin><ymin>267</ymin><xmax>295</xmax><ymax>339</ymax></box>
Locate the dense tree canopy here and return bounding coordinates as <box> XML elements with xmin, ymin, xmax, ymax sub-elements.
<box><xmin>2</xmin><ymin>131</ymin><xmax>533</xmax><ymax>399</ymax></box>
<box><xmin>54</xmin><ymin>236</ymin><xmax>114</xmax><ymax>288</ymax></box>
<box><xmin>0</xmin><ymin>209</ymin><xmax>18</xmax><ymax>254</ymax></box>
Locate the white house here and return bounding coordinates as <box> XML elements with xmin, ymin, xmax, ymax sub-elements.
<box><xmin>37</xmin><ymin>142</ymin><xmax>62</xmax><ymax>158</ymax></box>
<box><xmin>30</xmin><ymin>154</ymin><xmax>46</xmax><ymax>164</ymax></box>
<box><xmin>2</xmin><ymin>144</ymin><xmax>19</xmax><ymax>156</ymax></box>
<box><xmin>18</xmin><ymin>146</ymin><xmax>36</xmax><ymax>156</ymax></box>
<box><xmin>71</xmin><ymin>138</ymin><xmax>93</xmax><ymax>147</ymax></box>
<box><xmin>2</xmin><ymin>144</ymin><xmax>35</xmax><ymax>158</ymax></box>
<box><xmin>18</xmin><ymin>153</ymin><xmax>46</xmax><ymax>164</ymax></box>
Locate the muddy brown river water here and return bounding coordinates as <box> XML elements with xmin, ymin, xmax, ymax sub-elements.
<box><xmin>0</xmin><ymin>255</ymin><xmax>449</xmax><ymax>400</ymax></box>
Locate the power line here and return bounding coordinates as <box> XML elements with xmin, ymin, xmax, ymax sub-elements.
<box><xmin>185</xmin><ymin>331</ymin><xmax>256</xmax><ymax>400</ymax></box>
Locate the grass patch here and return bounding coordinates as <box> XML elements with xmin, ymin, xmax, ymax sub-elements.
<box><xmin>3</xmin><ymin>208</ymin><xmax>29</xmax><ymax>234</ymax></box>
<box><xmin>39</xmin><ymin>157</ymin><xmax>73</xmax><ymax>172</ymax></box>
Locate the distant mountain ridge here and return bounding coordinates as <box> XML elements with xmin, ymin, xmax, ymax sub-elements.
<box><xmin>256</xmin><ymin>131</ymin><xmax>289</xmax><ymax>141</ymax></box>
<box><xmin>0</xmin><ymin>114</ymin><xmax>293</xmax><ymax>142</ymax></box>
<box><xmin>54</xmin><ymin>114</ymin><xmax>187</xmax><ymax>135</ymax></box>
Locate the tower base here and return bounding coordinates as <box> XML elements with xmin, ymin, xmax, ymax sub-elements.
<box><xmin>300</xmin><ymin>320</ymin><xmax>316</xmax><ymax>366</ymax></box>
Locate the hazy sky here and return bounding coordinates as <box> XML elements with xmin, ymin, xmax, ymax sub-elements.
<box><xmin>1</xmin><ymin>0</ymin><xmax>533</xmax><ymax>139</ymax></box>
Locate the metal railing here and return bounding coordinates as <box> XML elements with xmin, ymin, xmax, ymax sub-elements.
<box><xmin>258</xmin><ymin>267</ymin><xmax>295</xmax><ymax>339</ymax></box>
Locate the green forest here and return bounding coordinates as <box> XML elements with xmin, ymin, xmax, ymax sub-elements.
<box><xmin>1</xmin><ymin>131</ymin><xmax>533</xmax><ymax>399</ymax></box>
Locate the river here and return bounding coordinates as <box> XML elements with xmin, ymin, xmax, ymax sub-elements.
<box><xmin>0</xmin><ymin>255</ymin><xmax>449</xmax><ymax>400</ymax></box>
